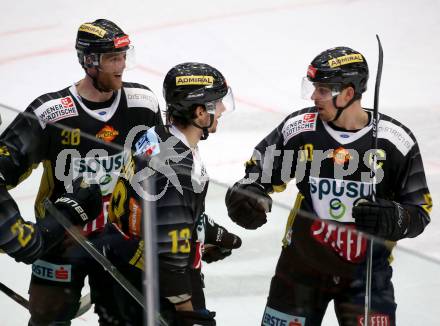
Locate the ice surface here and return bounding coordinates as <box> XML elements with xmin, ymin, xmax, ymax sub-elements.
<box><xmin>0</xmin><ymin>0</ymin><xmax>439</xmax><ymax>324</ymax></box>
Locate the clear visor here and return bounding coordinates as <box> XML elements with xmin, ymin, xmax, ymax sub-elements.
<box><xmin>93</xmin><ymin>46</ymin><xmax>136</xmax><ymax>72</ymax></box>
<box><xmin>205</xmin><ymin>86</ymin><xmax>236</xmax><ymax>116</ymax></box>
<box><xmin>301</xmin><ymin>77</ymin><xmax>341</xmax><ymax>101</ymax></box>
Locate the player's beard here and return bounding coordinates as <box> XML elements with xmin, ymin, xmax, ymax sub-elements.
<box><xmin>96</xmin><ymin>70</ymin><xmax>123</xmax><ymax>92</ymax></box>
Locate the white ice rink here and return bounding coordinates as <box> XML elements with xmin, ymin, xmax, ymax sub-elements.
<box><xmin>0</xmin><ymin>0</ymin><xmax>439</xmax><ymax>324</ymax></box>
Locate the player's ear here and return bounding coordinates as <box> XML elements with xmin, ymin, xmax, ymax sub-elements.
<box><xmin>194</xmin><ymin>105</ymin><xmax>206</xmax><ymax>118</ymax></box>
<box><xmin>344</xmin><ymin>86</ymin><xmax>355</xmax><ymax>101</ymax></box>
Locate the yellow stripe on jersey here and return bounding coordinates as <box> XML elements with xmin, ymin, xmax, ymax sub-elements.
<box><xmin>282</xmin><ymin>192</ymin><xmax>304</xmax><ymax>247</ymax></box>
<box><xmin>34</xmin><ymin>161</ymin><xmax>53</xmax><ymax>218</ymax></box>
<box><xmin>129</xmin><ymin>240</ymin><xmax>144</xmax><ymax>270</ymax></box>
<box><xmin>272</xmin><ymin>184</ymin><xmax>287</xmax><ymax>193</ymax></box>
<box><xmin>422</xmin><ymin>193</ymin><xmax>433</xmax><ymax>214</ymax></box>
<box><xmin>245</xmin><ymin>158</ymin><xmax>257</xmax><ymax>168</ymax></box>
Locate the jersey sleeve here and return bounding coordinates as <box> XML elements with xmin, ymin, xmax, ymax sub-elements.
<box><xmin>0</xmin><ymin>103</ymin><xmax>53</xmax><ymax>263</ymax></box>
<box><xmin>393</xmin><ymin>140</ymin><xmax>432</xmax><ymax>238</ymax></box>
<box><xmin>0</xmin><ymin>105</ymin><xmax>47</xmax><ymax>187</ymax></box>
<box><xmin>155</xmin><ymin>171</ymin><xmax>194</xmax><ymax>301</ymax></box>
<box><xmin>0</xmin><ymin>185</ymin><xmax>64</xmax><ymax>264</ymax></box>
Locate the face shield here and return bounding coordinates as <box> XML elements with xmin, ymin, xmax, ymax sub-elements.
<box><xmin>301</xmin><ymin>77</ymin><xmax>342</xmax><ymax>101</ymax></box>
<box><xmin>205</xmin><ymin>87</ymin><xmax>236</xmax><ymax>117</ymax></box>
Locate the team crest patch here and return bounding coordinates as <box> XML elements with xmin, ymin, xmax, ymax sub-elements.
<box><xmin>134</xmin><ymin>129</ymin><xmax>160</xmax><ymax>157</ymax></box>
<box><xmin>32</xmin><ymin>260</ymin><xmax>72</xmax><ymax>282</ymax></box>
<box><xmin>34</xmin><ymin>96</ymin><xmax>78</xmax><ymax>128</ymax></box>
<box><xmin>96</xmin><ymin>125</ymin><xmax>119</xmax><ymax>142</ymax></box>
<box><xmin>282</xmin><ymin>112</ymin><xmax>317</xmax><ymax>144</ymax></box>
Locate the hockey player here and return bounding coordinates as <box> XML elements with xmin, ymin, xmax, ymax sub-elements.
<box><xmin>105</xmin><ymin>62</ymin><xmax>241</xmax><ymax>325</ymax></box>
<box><xmin>0</xmin><ymin>19</ymin><xmax>162</xmax><ymax>325</ymax></box>
<box><xmin>225</xmin><ymin>47</ymin><xmax>432</xmax><ymax>325</ymax></box>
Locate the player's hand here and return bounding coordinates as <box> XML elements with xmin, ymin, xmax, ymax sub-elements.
<box><xmin>99</xmin><ymin>223</ymin><xmax>143</xmax><ymax>269</ymax></box>
<box><xmin>175</xmin><ymin>309</ymin><xmax>216</xmax><ymax>326</ymax></box>
<box><xmin>225</xmin><ymin>181</ymin><xmax>272</xmax><ymax>229</ymax></box>
<box><xmin>352</xmin><ymin>198</ymin><xmax>410</xmax><ymax>241</ymax></box>
<box><xmin>202</xmin><ymin>214</ymin><xmax>241</xmax><ymax>263</ymax></box>
<box><xmin>54</xmin><ymin>177</ymin><xmax>102</xmax><ymax>226</ymax></box>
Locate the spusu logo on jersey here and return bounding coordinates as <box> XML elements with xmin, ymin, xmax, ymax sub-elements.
<box><xmin>71</xmin><ymin>152</ymin><xmax>126</xmax><ymax>196</ymax></box>
<box><xmin>309</xmin><ymin>176</ymin><xmax>372</xmax><ymax>262</ymax></box>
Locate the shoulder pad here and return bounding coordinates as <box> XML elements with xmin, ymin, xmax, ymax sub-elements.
<box><xmin>134</xmin><ymin>127</ymin><xmax>160</xmax><ymax>157</ymax></box>
<box><xmin>378</xmin><ymin>118</ymin><xmax>415</xmax><ymax>156</ymax></box>
<box><xmin>32</xmin><ymin>95</ymin><xmax>79</xmax><ymax>129</ymax></box>
<box><xmin>124</xmin><ymin>86</ymin><xmax>159</xmax><ymax>112</ymax></box>
<box><xmin>282</xmin><ymin>111</ymin><xmax>318</xmax><ymax>144</ymax></box>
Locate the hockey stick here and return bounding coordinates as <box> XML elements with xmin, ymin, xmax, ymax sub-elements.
<box><xmin>44</xmin><ymin>199</ymin><xmax>145</xmax><ymax>307</ymax></box>
<box><xmin>364</xmin><ymin>34</ymin><xmax>384</xmax><ymax>326</ymax></box>
<box><xmin>44</xmin><ymin>199</ymin><xmax>169</xmax><ymax>326</ymax></box>
<box><xmin>0</xmin><ymin>281</ymin><xmax>92</xmax><ymax>318</ymax></box>
<box><xmin>0</xmin><ymin>281</ymin><xmax>29</xmax><ymax>310</ymax></box>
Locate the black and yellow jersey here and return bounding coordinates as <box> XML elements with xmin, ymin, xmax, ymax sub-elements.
<box><xmin>245</xmin><ymin>107</ymin><xmax>431</xmax><ymax>276</ymax></box>
<box><xmin>0</xmin><ymin>82</ymin><xmax>162</xmax><ymax>263</ymax></box>
<box><xmin>108</xmin><ymin>124</ymin><xmax>209</xmax><ymax>301</ymax></box>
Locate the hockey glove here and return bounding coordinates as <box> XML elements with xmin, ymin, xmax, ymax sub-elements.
<box><xmin>175</xmin><ymin>309</ymin><xmax>216</xmax><ymax>326</ymax></box>
<box><xmin>98</xmin><ymin>223</ymin><xmax>144</xmax><ymax>270</ymax></box>
<box><xmin>54</xmin><ymin>177</ymin><xmax>102</xmax><ymax>226</ymax></box>
<box><xmin>352</xmin><ymin>198</ymin><xmax>410</xmax><ymax>241</ymax></box>
<box><xmin>225</xmin><ymin>181</ymin><xmax>272</xmax><ymax>229</ymax></box>
<box><xmin>202</xmin><ymin>214</ymin><xmax>242</xmax><ymax>263</ymax></box>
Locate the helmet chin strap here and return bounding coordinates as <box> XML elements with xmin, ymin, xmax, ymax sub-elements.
<box><xmin>191</xmin><ymin>114</ymin><xmax>214</xmax><ymax>140</ymax></box>
<box><xmin>331</xmin><ymin>95</ymin><xmax>358</xmax><ymax>122</ymax></box>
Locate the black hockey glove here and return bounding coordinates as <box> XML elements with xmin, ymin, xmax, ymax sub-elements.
<box><xmin>175</xmin><ymin>309</ymin><xmax>216</xmax><ymax>326</ymax></box>
<box><xmin>54</xmin><ymin>177</ymin><xmax>102</xmax><ymax>226</ymax></box>
<box><xmin>225</xmin><ymin>181</ymin><xmax>272</xmax><ymax>229</ymax></box>
<box><xmin>202</xmin><ymin>214</ymin><xmax>242</xmax><ymax>263</ymax></box>
<box><xmin>100</xmin><ymin>222</ymin><xmax>143</xmax><ymax>268</ymax></box>
<box><xmin>352</xmin><ymin>198</ymin><xmax>410</xmax><ymax>241</ymax></box>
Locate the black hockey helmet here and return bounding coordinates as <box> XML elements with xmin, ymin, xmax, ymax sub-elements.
<box><xmin>163</xmin><ymin>62</ymin><xmax>235</xmax><ymax>139</ymax></box>
<box><xmin>163</xmin><ymin>62</ymin><xmax>231</xmax><ymax>121</ymax></box>
<box><xmin>75</xmin><ymin>19</ymin><xmax>131</xmax><ymax>68</ymax></box>
<box><xmin>306</xmin><ymin>46</ymin><xmax>369</xmax><ymax>97</ymax></box>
